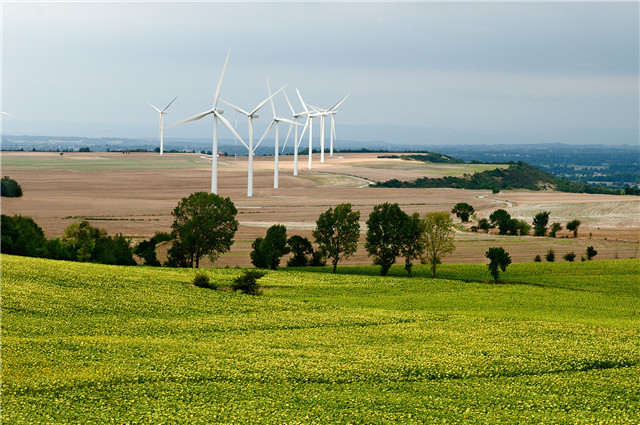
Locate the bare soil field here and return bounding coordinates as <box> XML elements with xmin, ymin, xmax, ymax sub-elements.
<box><xmin>2</xmin><ymin>151</ymin><xmax>638</xmax><ymax>267</ymax></box>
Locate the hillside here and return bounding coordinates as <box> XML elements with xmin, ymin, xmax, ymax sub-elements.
<box><xmin>2</xmin><ymin>254</ymin><xmax>639</xmax><ymax>424</ymax></box>
<box><xmin>375</xmin><ymin>161</ymin><xmax>624</xmax><ymax>194</ymax></box>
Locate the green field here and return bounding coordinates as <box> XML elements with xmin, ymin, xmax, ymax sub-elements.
<box><xmin>2</xmin><ymin>255</ymin><xmax>639</xmax><ymax>424</ymax></box>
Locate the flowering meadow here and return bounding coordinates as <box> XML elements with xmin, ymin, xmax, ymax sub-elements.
<box><xmin>2</xmin><ymin>255</ymin><xmax>638</xmax><ymax>424</ymax></box>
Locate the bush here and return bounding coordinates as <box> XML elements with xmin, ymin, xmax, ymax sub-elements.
<box><xmin>1</xmin><ymin>214</ymin><xmax>48</xmax><ymax>257</ymax></box>
<box><xmin>586</xmin><ymin>246</ymin><xmax>598</xmax><ymax>261</ymax></box>
<box><xmin>250</xmin><ymin>225</ymin><xmax>289</xmax><ymax>270</ymax></box>
<box><xmin>193</xmin><ymin>272</ymin><xmax>216</xmax><ymax>289</ymax></box>
<box><xmin>485</xmin><ymin>247</ymin><xmax>511</xmax><ymax>283</ymax></box>
<box><xmin>545</xmin><ymin>249</ymin><xmax>556</xmax><ymax>262</ymax></box>
<box><xmin>231</xmin><ymin>270</ymin><xmax>265</xmax><ymax>295</ymax></box>
<box><xmin>534</xmin><ymin>254</ymin><xmax>542</xmax><ymax>262</ymax></box>
<box><xmin>563</xmin><ymin>252</ymin><xmax>576</xmax><ymax>262</ymax></box>
<box><xmin>1</xmin><ymin>176</ymin><xmax>23</xmax><ymax>197</ymax></box>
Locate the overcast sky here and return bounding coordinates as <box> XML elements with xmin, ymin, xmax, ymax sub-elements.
<box><xmin>1</xmin><ymin>1</ymin><xmax>638</xmax><ymax>146</ymax></box>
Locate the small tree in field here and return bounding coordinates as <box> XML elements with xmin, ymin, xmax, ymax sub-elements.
<box><xmin>533</xmin><ymin>211</ymin><xmax>551</xmax><ymax>236</ymax></box>
<box><xmin>566</xmin><ymin>219</ymin><xmax>581</xmax><ymax>238</ymax></box>
<box><xmin>451</xmin><ymin>203</ymin><xmax>475</xmax><ymax>222</ymax></box>
<box><xmin>399</xmin><ymin>212</ymin><xmax>427</xmax><ymax>276</ymax></box>
<box><xmin>286</xmin><ymin>235</ymin><xmax>314</xmax><ymax>267</ymax></box>
<box><xmin>250</xmin><ymin>225</ymin><xmax>290</xmax><ymax>270</ymax></box>
<box><xmin>489</xmin><ymin>209</ymin><xmax>512</xmax><ymax>235</ymax></box>
<box><xmin>477</xmin><ymin>218</ymin><xmax>491</xmax><ymax>233</ymax></box>
<box><xmin>586</xmin><ymin>246</ymin><xmax>598</xmax><ymax>261</ymax></box>
<box><xmin>169</xmin><ymin>192</ymin><xmax>238</xmax><ymax>268</ymax></box>
<box><xmin>563</xmin><ymin>251</ymin><xmax>576</xmax><ymax>262</ymax></box>
<box><xmin>545</xmin><ymin>249</ymin><xmax>556</xmax><ymax>262</ymax></box>
<box><xmin>486</xmin><ymin>247</ymin><xmax>511</xmax><ymax>283</ymax></box>
<box><xmin>549</xmin><ymin>222</ymin><xmax>562</xmax><ymax>238</ymax></box>
<box><xmin>422</xmin><ymin>212</ymin><xmax>456</xmax><ymax>278</ymax></box>
<box><xmin>365</xmin><ymin>203</ymin><xmax>408</xmax><ymax>276</ymax></box>
<box><xmin>313</xmin><ymin>203</ymin><xmax>360</xmax><ymax>273</ymax></box>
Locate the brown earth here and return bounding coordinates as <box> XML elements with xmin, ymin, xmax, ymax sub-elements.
<box><xmin>2</xmin><ymin>151</ymin><xmax>638</xmax><ymax>267</ymax></box>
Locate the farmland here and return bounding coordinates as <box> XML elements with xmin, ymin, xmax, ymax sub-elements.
<box><xmin>2</xmin><ymin>254</ymin><xmax>639</xmax><ymax>423</ymax></box>
<box><xmin>2</xmin><ymin>151</ymin><xmax>638</xmax><ymax>267</ymax></box>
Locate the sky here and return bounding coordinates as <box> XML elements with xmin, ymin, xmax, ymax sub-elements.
<box><xmin>1</xmin><ymin>1</ymin><xmax>638</xmax><ymax>146</ymax></box>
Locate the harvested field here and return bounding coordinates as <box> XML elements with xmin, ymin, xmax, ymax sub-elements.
<box><xmin>2</xmin><ymin>151</ymin><xmax>638</xmax><ymax>266</ymax></box>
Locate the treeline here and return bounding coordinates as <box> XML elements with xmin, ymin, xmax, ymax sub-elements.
<box><xmin>375</xmin><ymin>161</ymin><xmax>628</xmax><ymax>195</ymax></box>
<box><xmin>378</xmin><ymin>153</ymin><xmax>464</xmax><ymax>164</ymax></box>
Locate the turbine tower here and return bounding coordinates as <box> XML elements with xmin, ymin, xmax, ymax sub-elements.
<box><xmin>220</xmin><ymin>85</ymin><xmax>287</xmax><ymax>197</ymax></box>
<box><xmin>148</xmin><ymin>97</ymin><xmax>177</xmax><ymax>155</ymax></box>
<box><xmin>327</xmin><ymin>94</ymin><xmax>350</xmax><ymax>157</ymax></box>
<box><xmin>164</xmin><ymin>49</ymin><xmax>243</xmax><ymax>195</ymax></box>
<box><xmin>295</xmin><ymin>89</ymin><xmax>319</xmax><ymax>170</ymax></box>
<box><xmin>281</xmin><ymin>90</ymin><xmax>310</xmax><ymax>177</ymax></box>
<box><xmin>307</xmin><ymin>94</ymin><xmax>350</xmax><ymax>163</ymax></box>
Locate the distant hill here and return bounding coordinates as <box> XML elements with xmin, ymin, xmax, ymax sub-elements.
<box><xmin>378</xmin><ymin>153</ymin><xmax>465</xmax><ymax>164</ymax></box>
<box><xmin>374</xmin><ymin>161</ymin><xmax>625</xmax><ymax>195</ymax></box>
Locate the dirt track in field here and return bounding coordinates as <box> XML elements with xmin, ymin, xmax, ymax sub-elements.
<box><xmin>2</xmin><ymin>151</ymin><xmax>638</xmax><ymax>267</ymax></box>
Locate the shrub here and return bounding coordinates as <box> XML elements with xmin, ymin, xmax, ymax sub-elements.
<box><xmin>452</xmin><ymin>203</ymin><xmax>475</xmax><ymax>222</ymax></box>
<box><xmin>566</xmin><ymin>219</ymin><xmax>581</xmax><ymax>238</ymax></box>
<box><xmin>1</xmin><ymin>176</ymin><xmax>23</xmax><ymax>197</ymax></box>
<box><xmin>287</xmin><ymin>235</ymin><xmax>314</xmax><ymax>267</ymax></box>
<box><xmin>586</xmin><ymin>246</ymin><xmax>598</xmax><ymax>261</ymax></box>
<box><xmin>534</xmin><ymin>254</ymin><xmax>542</xmax><ymax>262</ymax></box>
<box><xmin>563</xmin><ymin>252</ymin><xmax>576</xmax><ymax>262</ymax></box>
<box><xmin>485</xmin><ymin>247</ymin><xmax>512</xmax><ymax>283</ymax></box>
<box><xmin>549</xmin><ymin>222</ymin><xmax>562</xmax><ymax>238</ymax></box>
<box><xmin>1</xmin><ymin>214</ymin><xmax>48</xmax><ymax>257</ymax></box>
<box><xmin>533</xmin><ymin>211</ymin><xmax>551</xmax><ymax>236</ymax></box>
<box><xmin>193</xmin><ymin>272</ymin><xmax>216</xmax><ymax>289</ymax></box>
<box><xmin>250</xmin><ymin>225</ymin><xmax>289</xmax><ymax>270</ymax></box>
<box><xmin>231</xmin><ymin>270</ymin><xmax>265</xmax><ymax>295</ymax></box>
<box><xmin>545</xmin><ymin>249</ymin><xmax>556</xmax><ymax>262</ymax></box>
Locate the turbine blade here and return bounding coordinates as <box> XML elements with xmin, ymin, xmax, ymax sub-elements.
<box><xmin>277</xmin><ymin>117</ymin><xmax>300</xmax><ymax>126</ymax></box>
<box><xmin>215</xmin><ymin>111</ymin><xmax>249</xmax><ymax>151</ymax></box>
<box><xmin>282</xmin><ymin>121</ymin><xmax>294</xmax><ymax>152</ymax></box>
<box><xmin>147</xmin><ymin>102</ymin><xmax>162</xmax><ymax>113</ymax></box>
<box><xmin>1</xmin><ymin>111</ymin><xmax>18</xmax><ymax>118</ymax></box>
<box><xmin>296</xmin><ymin>89</ymin><xmax>309</xmax><ymax>113</ymax></box>
<box><xmin>296</xmin><ymin>116</ymin><xmax>310</xmax><ymax>148</ymax></box>
<box><xmin>283</xmin><ymin>89</ymin><xmax>295</xmax><ymax>115</ymax></box>
<box><xmin>163</xmin><ymin>110</ymin><xmax>212</xmax><ymax>130</ymax></box>
<box><xmin>254</xmin><ymin>120</ymin><xmax>275</xmax><ymax>152</ymax></box>
<box><xmin>328</xmin><ymin>93</ymin><xmax>350</xmax><ymax>111</ymax></box>
<box><xmin>250</xmin><ymin>85</ymin><xmax>287</xmax><ymax>116</ymax></box>
<box><xmin>220</xmin><ymin>99</ymin><xmax>250</xmax><ymax>117</ymax></box>
<box><xmin>161</xmin><ymin>96</ymin><xmax>178</xmax><ymax>112</ymax></box>
<box><xmin>307</xmin><ymin>104</ymin><xmax>326</xmax><ymax>113</ymax></box>
<box><xmin>213</xmin><ymin>49</ymin><xmax>231</xmax><ymax>109</ymax></box>
<box><xmin>266</xmin><ymin>79</ymin><xmax>276</xmax><ymax>118</ymax></box>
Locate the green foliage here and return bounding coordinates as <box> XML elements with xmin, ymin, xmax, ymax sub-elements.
<box><xmin>533</xmin><ymin>211</ymin><xmax>551</xmax><ymax>236</ymax></box>
<box><xmin>486</xmin><ymin>247</ymin><xmax>512</xmax><ymax>283</ymax></box>
<box><xmin>170</xmin><ymin>192</ymin><xmax>238</xmax><ymax>268</ymax></box>
<box><xmin>1</xmin><ymin>215</ymin><xmax>49</xmax><ymax>258</ymax></box>
<box><xmin>62</xmin><ymin>221</ymin><xmax>106</xmax><ymax>262</ymax></box>
<box><xmin>61</xmin><ymin>221</ymin><xmax>135</xmax><ymax>265</ymax></box>
<box><xmin>534</xmin><ymin>254</ymin><xmax>542</xmax><ymax>262</ymax></box>
<box><xmin>2</xmin><ymin>255</ymin><xmax>640</xmax><ymax>424</ymax></box>
<box><xmin>567</xmin><ymin>219</ymin><xmax>581</xmax><ymax>238</ymax></box>
<box><xmin>549</xmin><ymin>222</ymin><xmax>562</xmax><ymax>238</ymax></box>
<box><xmin>401</xmin><ymin>153</ymin><xmax>465</xmax><ymax>164</ymax></box>
<box><xmin>399</xmin><ymin>212</ymin><xmax>427</xmax><ymax>276</ymax></box>
<box><xmin>193</xmin><ymin>272</ymin><xmax>216</xmax><ymax>289</ymax></box>
<box><xmin>422</xmin><ymin>212</ymin><xmax>456</xmax><ymax>278</ymax></box>
<box><xmin>250</xmin><ymin>225</ymin><xmax>290</xmax><ymax>270</ymax></box>
<box><xmin>452</xmin><ymin>202</ymin><xmax>475</xmax><ymax>222</ymax></box>
<box><xmin>365</xmin><ymin>203</ymin><xmax>408</xmax><ymax>276</ymax></box>
<box><xmin>545</xmin><ymin>249</ymin><xmax>556</xmax><ymax>262</ymax></box>
<box><xmin>231</xmin><ymin>270</ymin><xmax>265</xmax><ymax>295</ymax></box>
<box><xmin>477</xmin><ymin>218</ymin><xmax>491</xmax><ymax>233</ymax></box>
<box><xmin>1</xmin><ymin>176</ymin><xmax>23</xmax><ymax>197</ymax></box>
<box><xmin>286</xmin><ymin>235</ymin><xmax>315</xmax><ymax>267</ymax></box>
<box><xmin>564</xmin><ymin>252</ymin><xmax>577</xmax><ymax>262</ymax></box>
<box><xmin>489</xmin><ymin>209</ymin><xmax>512</xmax><ymax>235</ymax></box>
<box><xmin>134</xmin><ymin>239</ymin><xmax>161</xmax><ymax>266</ymax></box>
<box><xmin>515</xmin><ymin>219</ymin><xmax>531</xmax><ymax>236</ymax></box>
<box><xmin>313</xmin><ymin>203</ymin><xmax>360</xmax><ymax>273</ymax></box>
<box><xmin>586</xmin><ymin>246</ymin><xmax>598</xmax><ymax>261</ymax></box>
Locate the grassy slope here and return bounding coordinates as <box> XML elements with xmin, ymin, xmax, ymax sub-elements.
<box><xmin>2</xmin><ymin>255</ymin><xmax>639</xmax><ymax>424</ymax></box>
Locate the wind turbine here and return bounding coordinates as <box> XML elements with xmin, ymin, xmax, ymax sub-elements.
<box><xmin>148</xmin><ymin>97</ymin><xmax>177</xmax><ymax>155</ymax></box>
<box><xmin>163</xmin><ymin>49</ymin><xmax>245</xmax><ymax>195</ymax></box>
<box><xmin>220</xmin><ymin>85</ymin><xmax>287</xmax><ymax>197</ymax></box>
<box><xmin>326</xmin><ymin>94</ymin><xmax>350</xmax><ymax>157</ymax></box>
<box><xmin>280</xmin><ymin>90</ymin><xmax>311</xmax><ymax>177</ymax></box>
<box><xmin>0</xmin><ymin>112</ymin><xmax>17</xmax><ymax>118</ymax></box>
<box><xmin>307</xmin><ymin>94</ymin><xmax>350</xmax><ymax>162</ymax></box>
<box><xmin>295</xmin><ymin>89</ymin><xmax>320</xmax><ymax>170</ymax></box>
<box><xmin>255</xmin><ymin>82</ymin><xmax>301</xmax><ymax>189</ymax></box>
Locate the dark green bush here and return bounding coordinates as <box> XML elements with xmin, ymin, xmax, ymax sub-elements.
<box><xmin>231</xmin><ymin>270</ymin><xmax>265</xmax><ymax>295</ymax></box>
<box><xmin>534</xmin><ymin>254</ymin><xmax>542</xmax><ymax>262</ymax></box>
<box><xmin>1</xmin><ymin>176</ymin><xmax>23</xmax><ymax>197</ymax></box>
<box><xmin>193</xmin><ymin>272</ymin><xmax>216</xmax><ymax>289</ymax></box>
<box><xmin>545</xmin><ymin>249</ymin><xmax>556</xmax><ymax>262</ymax></box>
<box><xmin>564</xmin><ymin>252</ymin><xmax>576</xmax><ymax>262</ymax></box>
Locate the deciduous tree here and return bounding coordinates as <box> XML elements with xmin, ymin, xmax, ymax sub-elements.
<box><xmin>566</xmin><ymin>219</ymin><xmax>581</xmax><ymax>238</ymax></box>
<box><xmin>451</xmin><ymin>203</ymin><xmax>475</xmax><ymax>222</ymax></box>
<box><xmin>423</xmin><ymin>212</ymin><xmax>456</xmax><ymax>278</ymax></box>
<box><xmin>486</xmin><ymin>247</ymin><xmax>511</xmax><ymax>283</ymax></box>
<box><xmin>533</xmin><ymin>211</ymin><xmax>551</xmax><ymax>236</ymax></box>
<box><xmin>313</xmin><ymin>203</ymin><xmax>360</xmax><ymax>273</ymax></box>
<box><xmin>365</xmin><ymin>203</ymin><xmax>408</xmax><ymax>276</ymax></box>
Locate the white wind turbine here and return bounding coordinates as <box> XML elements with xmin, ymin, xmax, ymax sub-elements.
<box><xmin>220</xmin><ymin>85</ymin><xmax>287</xmax><ymax>197</ymax></box>
<box><xmin>255</xmin><ymin>82</ymin><xmax>302</xmax><ymax>189</ymax></box>
<box><xmin>295</xmin><ymin>89</ymin><xmax>320</xmax><ymax>170</ymax></box>
<box><xmin>147</xmin><ymin>97</ymin><xmax>177</xmax><ymax>155</ymax></box>
<box><xmin>280</xmin><ymin>90</ymin><xmax>311</xmax><ymax>177</ymax></box>
<box><xmin>307</xmin><ymin>94</ymin><xmax>350</xmax><ymax>163</ymax></box>
<box><xmin>163</xmin><ymin>50</ymin><xmax>245</xmax><ymax>195</ymax></box>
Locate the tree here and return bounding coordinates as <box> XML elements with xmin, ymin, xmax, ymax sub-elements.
<box><xmin>549</xmin><ymin>222</ymin><xmax>562</xmax><ymax>238</ymax></box>
<box><xmin>423</xmin><ymin>212</ymin><xmax>456</xmax><ymax>278</ymax></box>
<box><xmin>533</xmin><ymin>211</ymin><xmax>551</xmax><ymax>236</ymax></box>
<box><xmin>93</xmin><ymin>234</ymin><xmax>136</xmax><ymax>266</ymax></box>
<box><xmin>313</xmin><ymin>203</ymin><xmax>360</xmax><ymax>273</ymax></box>
<box><xmin>585</xmin><ymin>246</ymin><xmax>598</xmax><ymax>261</ymax></box>
<box><xmin>1</xmin><ymin>215</ymin><xmax>48</xmax><ymax>257</ymax></box>
<box><xmin>62</xmin><ymin>221</ymin><xmax>106</xmax><ymax>262</ymax></box>
<box><xmin>365</xmin><ymin>203</ymin><xmax>408</xmax><ymax>276</ymax></box>
<box><xmin>170</xmin><ymin>192</ymin><xmax>238</xmax><ymax>268</ymax></box>
<box><xmin>545</xmin><ymin>249</ymin><xmax>555</xmax><ymax>262</ymax></box>
<box><xmin>399</xmin><ymin>212</ymin><xmax>427</xmax><ymax>276</ymax></box>
<box><xmin>451</xmin><ymin>203</ymin><xmax>475</xmax><ymax>222</ymax></box>
<box><xmin>566</xmin><ymin>219</ymin><xmax>581</xmax><ymax>238</ymax></box>
<box><xmin>477</xmin><ymin>218</ymin><xmax>491</xmax><ymax>233</ymax></box>
<box><xmin>250</xmin><ymin>225</ymin><xmax>290</xmax><ymax>270</ymax></box>
<box><xmin>563</xmin><ymin>252</ymin><xmax>576</xmax><ymax>262</ymax></box>
<box><xmin>1</xmin><ymin>176</ymin><xmax>23</xmax><ymax>197</ymax></box>
<box><xmin>489</xmin><ymin>209</ymin><xmax>512</xmax><ymax>235</ymax></box>
<box><xmin>514</xmin><ymin>219</ymin><xmax>531</xmax><ymax>236</ymax></box>
<box><xmin>287</xmin><ymin>235</ymin><xmax>314</xmax><ymax>267</ymax></box>
<box><xmin>486</xmin><ymin>247</ymin><xmax>511</xmax><ymax>283</ymax></box>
